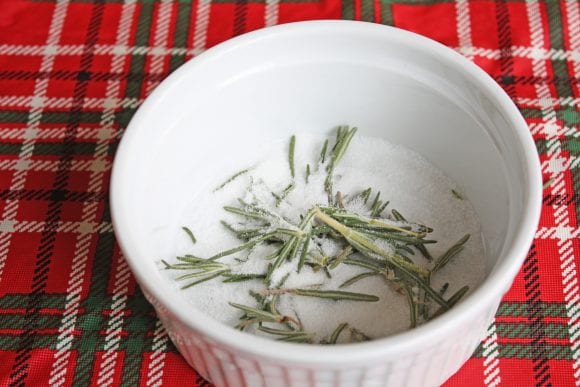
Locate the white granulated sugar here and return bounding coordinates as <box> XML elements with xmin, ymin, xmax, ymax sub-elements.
<box><xmin>166</xmin><ymin>131</ymin><xmax>486</xmax><ymax>342</ymax></box>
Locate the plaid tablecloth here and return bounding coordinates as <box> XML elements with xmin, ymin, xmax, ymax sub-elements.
<box><xmin>0</xmin><ymin>0</ymin><xmax>579</xmax><ymax>386</ymax></box>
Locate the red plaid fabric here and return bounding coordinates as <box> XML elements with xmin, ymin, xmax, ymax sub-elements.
<box><xmin>0</xmin><ymin>0</ymin><xmax>578</xmax><ymax>386</ymax></box>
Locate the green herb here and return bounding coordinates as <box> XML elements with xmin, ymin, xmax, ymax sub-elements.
<box><xmin>164</xmin><ymin>126</ymin><xmax>473</xmax><ymax>343</ymax></box>
<box><xmin>214</xmin><ymin>168</ymin><xmax>249</xmax><ymax>192</ymax></box>
<box><xmin>320</xmin><ymin>139</ymin><xmax>329</xmax><ymax>164</ymax></box>
<box><xmin>181</xmin><ymin>226</ymin><xmax>197</xmax><ymax>244</ymax></box>
<box><xmin>324</xmin><ymin>126</ymin><xmax>357</xmax><ymax>202</ymax></box>
<box><xmin>272</xmin><ymin>183</ymin><xmax>295</xmax><ymax>206</ymax></box>
<box><xmin>289</xmin><ymin>135</ymin><xmax>296</xmax><ymax>178</ymax></box>
<box><xmin>350</xmin><ymin>327</ymin><xmax>371</xmax><ymax>342</ymax></box>
<box><xmin>339</xmin><ymin>271</ymin><xmax>379</xmax><ymax>288</ymax></box>
<box><xmin>261</xmin><ymin>288</ymin><xmax>379</xmax><ymax>302</ymax></box>
<box><xmin>432</xmin><ymin>234</ymin><xmax>470</xmax><ymax>273</ymax></box>
<box><xmin>451</xmin><ymin>189</ymin><xmax>464</xmax><ymax>200</ymax></box>
<box><xmin>327</xmin><ymin>322</ymin><xmax>348</xmax><ymax>344</ymax></box>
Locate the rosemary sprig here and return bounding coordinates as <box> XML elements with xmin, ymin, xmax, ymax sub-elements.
<box><xmin>313</xmin><ymin>208</ymin><xmax>428</xmax><ymax>277</ymax></box>
<box><xmin>165</xmin><ymin>126</ymin><xmax>474</xmax><ymax>343</ymax></box>
<box><xmin>162</xmin><ymin>257</ymin><xmax>230</xmax><ymax>289</ymax></box>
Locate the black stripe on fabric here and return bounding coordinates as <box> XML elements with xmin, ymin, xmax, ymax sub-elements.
<box><xmin>0</xmin><ymin>70</ymin><xmax>577</xmax><ymax>87</ymax></box>
<box><xmin>0</xmin><ymin>189</ymin><xmax>106</xmax><ymax>202</ymax></box>
<box><xmin>7</xmin><ymin>2</ymin><xmax>106</xmax><ymax>385</ymax></box>
<box><xmin>522</xmin><ymin>245</ymin><xmax>553</xmax><ymax>386</ymax></box>
<box><xmin>0</xmin><ymin>70</ymin><xmax>168</xmax><ymax>83</ymax></box>
<box><xmin>495</xmin><ymin>0</ymin><xmax>516</xmax><ymax>97</ymax></box>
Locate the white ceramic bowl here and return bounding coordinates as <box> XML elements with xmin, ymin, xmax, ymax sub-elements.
<box><xmin>111</xmin><ymin>21</ymin><xmax>542</xmax><ymax>387</ymax></box>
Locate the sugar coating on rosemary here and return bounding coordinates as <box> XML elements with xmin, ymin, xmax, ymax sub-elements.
<box><xmin>162</xmin><ymin>127</ymin><xmax>485</xmax><ymax>344</ymax></box>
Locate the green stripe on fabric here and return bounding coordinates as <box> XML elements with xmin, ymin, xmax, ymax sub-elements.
<box><xmin>125</xmin><ymin>1</ymin><xmax>156</xmax><ymax>99</ymax></box>
<box><xmin>0</xmin><ymin>314</ymin><xmax>63</xmax><ymax>330</ymax></box>
<box><xmin>495</xmin><ymin>322</ymin><xmax>571</xmax><ymax>340</ymax></box>
<box><xmin>380</xmin><ymin>0</ymin><xmax>394</xmax><ymax>25</ymax></box>
<box><xmin>169</xmin><ymin>2</ymin><xmax>193</xmax><ymax>72</ymax></box>
<box><xmin>496</xmin><ymin>302</ymin><xmax>568</xmax><ymax>318</ymax></box>
<box><xmin>119</xmin><ymin>287</ymin><xmax>158</xmax><ymax>386</ymax></box>
<box><xmin>342</xmin><ymin>0</ymin><xmax>355</xmax><ymax>20</ymax></box>
<box><xmin>0</xmin><ymin>294</ymin><xmax>67</xmax><ymax>309</ymax></box>
<box><xmin>545</xmin><ymin>2</ymin><xmax>575</xmax><ymax>99</ymax></box>
<box><xmin>474</xmin><ymin>343</ymin><xmax>572</xmax><ymax>360</ymax></box>
<box><xmin>360</xmin><ymin>0</ymin><xmax>375</xmax><ymax>22</ymax></box>
<box><xmin>71</xmin><ymin>230</ymin><xmax>117</xmax><ymax>386</ymax></box>
<box><xmin>0</xmin><ymin>111</ymin><xmax>103</xmax><ymax>125</ymax></box>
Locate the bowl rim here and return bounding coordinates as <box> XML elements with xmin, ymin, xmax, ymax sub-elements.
<box><xmin>111</xmin><ymin>20</ymin><xmax>542</xmax><ymax>364</ymax></box>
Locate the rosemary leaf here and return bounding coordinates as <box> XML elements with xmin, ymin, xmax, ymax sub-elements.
<box><xmin>343</xmin><ymin>258</ymin><xmax>383</xmax><ymax>272</ymax></box>
<box><xmin>305</xmin><ymin>164</ymin><xmax>311</xmax><ymax>184</ymax></box>
<box><xmin>277</xmin><ymin>335</ymin><xmax>313</xmax><ymax>343</ymax></box>
<box><xmin>350</xmin><ymin>327</ymin><xmax>371</xmax><ymax>342</ymax></box>
<box><xmin>361</xmin><ymin>188</ymin><xmax>372</xmax><ymax>204</ymax></box>
<box><xmin>432</xmin><ymin>285</ymin><xmax>469</xmax><ymax>318</ymax></box>
<box><xmin>297</xmin><ymin>235</ymin><xmax>311</xmax><ymax>273</ymax></box>
<box><xmin>328</xmin><ymin>323</ymin><xmax>348</xmax><ymax>344</ymax></box>
<box><xmin>275</xmin><ymin>272</ymin><xmax>291</xmax><ymax>289</ymax></box>
<box><xmin>376</xmin><ymin>201</ymin><xmax>389</xmax><ymax>217</ymax></box>
<box><xmin>258</xmin><ymin>326</ymin><xmax>297</xmax><ymax>336</ymax></box>
<box><xmin>369</xmin><ymin>191</ymin><xmax>381</xmax><ymax>215</ymax></box>
<box><xmin>432</xmin><ymin>234</ymin><xmax>470</xmax><ymax>273</ymax></box>
<box><xmin>181</xmin><ymin>271</ymin><xmax>228</xmax><ymax>289</ymax></box>
<box><xmin>328</xmin><ymin>245</ymin><xmax>353</xmax><ymax>270</ymax></box>
<box><xmin>223</xmin><ymin>206</ymin><xmax>266</xmax><ymax>221</ymax></box>
<box><xmin>447</xmin><ymin>285</ymin><xmax>469</xmax><ymax>307</ymax></box>
<box><xmin>289</xmin><ymin>135</ymin><xmax>296</xmax><ymax>178</ymax></box>
<box><xmin>181</xmin><ymin>226</ymin><xmax>197</xmax><ymax>244</ymax></box>
<box><xmin>339</xmin><ymin>272</ymin><xmax>379</xmax><ymax>288</ymax></box>
<box><xmin>208</xmin><ymin>232</ymin><xmax>275</xmax><ymax>260</ymax></box>
<box><xmin>292</xmin><ymin>288</ymin><xmax>379</xmax><ymax>302</ymax></box>
<box><xmin>222</xmin><ymin>273</ymin><xmax>266</xmax><ymax>283</ymax></box>
<box><xmin>451</xmin><ymin>189</ymin><xmax>464</xmax><ymax>200</ymax></box>
<box><xmin>214</xmin><ymin>168</ymin><xmax>249</xmax><ymax>192</ymax></box>
<box><xmin>324</xmin><ymin>127</ymin><xmax>358</xmax><ymax>200</ymax></box>
<box><xmin>320</xmin><ymin>139</ymin><xmax>329</xmax><ymax>164</ymax></box>
<box><xmin>402</xmin><ymin>285</ymin><xmax>418</xmax><ymax>328</ymax></box>
<box><xmin>391</xmin><ymin>209</ymin><xmax>405</xmax><ymax>221</ymax></box>
<box><xmin>229</xmin><ymin>302</ymin><xmax>281</xmax><ymax>323</ymax></box>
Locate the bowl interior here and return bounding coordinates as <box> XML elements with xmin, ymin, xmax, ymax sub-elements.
<box><xmin>112</xmin><ymin>23</ymin><xmax>535</xmax><ymax>337</ymax></box>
